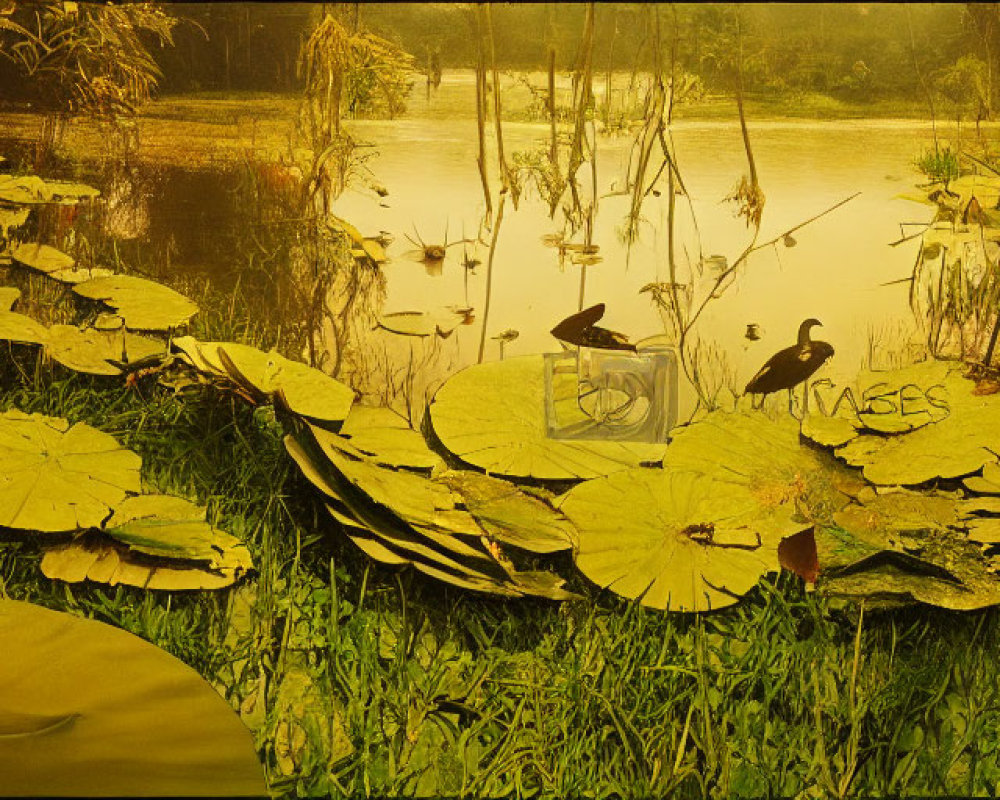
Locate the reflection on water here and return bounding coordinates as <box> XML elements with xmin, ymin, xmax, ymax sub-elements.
<box><xmin>0</xmin><ymin>72</ymin><xmax>942</xmax><ymax>416</ymax></box>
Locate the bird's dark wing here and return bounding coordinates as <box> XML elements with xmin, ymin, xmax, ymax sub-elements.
<box><xmin>551</xmin><ymin>303</ymin><xmax>607</xmax><ymax>345</ymax></box>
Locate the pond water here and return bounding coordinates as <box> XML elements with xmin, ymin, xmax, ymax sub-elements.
<box><xmin>334</xmin><ymin>72</ymin><xmax>939</xmax><ymax>406</ymax></box>
<box><xmin>0</xmin><ymin>71</ymin><xmax>951</xmax><ymax>416</ymax></box>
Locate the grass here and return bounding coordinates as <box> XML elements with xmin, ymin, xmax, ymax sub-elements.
<box><xmin>2</xmin><ymin>80</ymin><xmax>999</xmax><ymax>797</ymax></box>
<box><xmin>5</xmin><ymin>321</ymin><xmax>1000</xmax><ymax>797</ymax></box>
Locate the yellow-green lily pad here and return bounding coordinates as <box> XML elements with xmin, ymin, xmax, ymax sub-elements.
<box><xmin>0</xmin><ymin>410</ymin><xmax>141</xmax><ymax>532</ymax></box>
<box><xmin>73</xmin><ymin>275</ymin><xmax>198</xmax><ymax>331</ymax></box>
<box><xmin>11</xmin><ymin>242</ymin><xmax>74</xmax><ymax>274</ymax></box>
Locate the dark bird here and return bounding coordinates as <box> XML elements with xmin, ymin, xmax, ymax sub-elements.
<box><xmin>744</xmin><ymin>318</ymin><xmax>834</xmax><ymax>409</ymax></box>
<box><xmin>551</xmin><ymin>303</ymin><xmax>636</xmax><ymax>352</ymax></box>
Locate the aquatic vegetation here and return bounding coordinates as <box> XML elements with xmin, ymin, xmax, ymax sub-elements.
<box><xmin>73</xmin><ymin>274</ymin><xmax>198</xmax><ymax>331</ymax></box>
<box><xmin>562</xmin><ymin>468</ymin><xmax>805</xmax><ymax>612</ymax></box>
<box><xmin>0</xmin><ymin>599</ymin><xmax>266</xmax><ymax>796</ymax></box>
<box><xmin>428</xmin><ymin>355</ymin><xmax>668</xmax><ymax>481</ymax></box>
<box><xmin>377</xmin><ymin>310</ymin><xmax>465</xmax><ymax>339</ymax></box>
<box><xmin>0</xmin><ymin>409</ymin><xmax>141</xmax><ymax>532</ymax></box>
<box><xmin>11</xmin><ymin>242</ymin><xmax>75</xmax><ymax>274</ymax></box>
<box><xmin>45</xmin><ymin>324</ymin><xmax>165</xmax><ymax>376</ymax></box>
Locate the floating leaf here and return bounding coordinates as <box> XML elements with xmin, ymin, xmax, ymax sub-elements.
<box><xmin>801</xmin><ymin>414</ymin><xmax>859</xmax><ymax>448</ymax></box>
<box><xmin>0</xmin><ymin>207</ymin><xmax>29</xmax><ymax>238</ymax></box>
<box><xmin>339</xmin><ymin>406</ymin><xmax>440</xmax><ymax>471</ymax></box>
<box><xmin>831</xmin><ymin>365</ymin><xmax>1000</xmax><ymax>485</ymax></box>
<box><xmin>11</xmin><ymin>242</ymin><xmax>74</xmax><ymax>274</ymax></box>
<box><xmin>103</xmin><ymin>494</ymin><xmax>250</xmax><ymax>566</ymax></box>
<box><xmin>0</xmin><ymin>175</ymin><xmax>98</xmax><ymax>205</ymax></box>
<box><xmin>429</xmin><ymin>355</ymin><xmax>667</xmax><ymax>481</ymax></box>
<box><xmin>45</xmin><ymin>325</ymin><xmax>166</xmax><ymax>376</ymax></box>
<box><xmin>46</xmin><ymin>266</ymin><xmax>115</xmax><ymax>285</ymax></box>
<box><xmin>562</xmin><ymin>468</ymin><xmax>804</xmax><ymax>612</ymax></box>
<box><xmin>968</xmin><ymin>518</ymin><xmax>1000</xmax><ymax>545</ymax></box>
<box><xmin>41</xmin><ymin>532</ymin><xmax>251</xmax><ymax>590</ymax></box>
<box><xmin>0</xmin><ymin>287</ymin><xmax>19</xmax><ymax>311</ymax></box>
<box><xmin>0</xmin><ymin>599</ymin><xmax>265</xmax><ymax>796</ymax></box>
<box><xmin>963</xmin><ymin>461</ymin><xmax>1000</xmax><ymax>495</ymax></box>
<box><xmin>0</xmin><ymin>311</ymin><xmax>47</xmax><ymax>346</ymax></box>
<box><xmin>666</xmin><ymin>410</ymin><xmax>862</xmax><ymax>526</ymax></box>
<box><xmin>74</xmin><ymin>275</ymin><xmax>198</xmax><ymax>330</ymax></box>
<box><xmin>378</xmin><ymin>310</ymin><xmax>464</xmax><ymax>338</ymax></box>
<box><xmin>438</xmin><ymin>470</ymin><xmax>577</xmax><ymax>553</ymax></box>
<box><xmin>0</xmin><ymin>410</ymin><xmax>141</xmax><ymax>532</ymax></box>
<box><xmin>286</xmin><ymin>432</ymin><xmax>568</xmax><ymax>599</ymax></box>
<box><xmin>213</xmin><ymin>342</ymin><xmax>355</xmax><ymax>425</ymax></box>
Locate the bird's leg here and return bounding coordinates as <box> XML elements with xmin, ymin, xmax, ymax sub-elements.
<box><xmin>786</xmin><ymin>388</ymin><xmax>794</xmax><ymax>416</ymax></box>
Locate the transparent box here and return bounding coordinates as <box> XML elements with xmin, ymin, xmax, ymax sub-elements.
<box><xmin>543</xmin><ymin>345</ymin><xmax>679</xmax><ymax>443</ymax></box>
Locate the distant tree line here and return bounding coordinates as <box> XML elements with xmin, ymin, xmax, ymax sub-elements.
<box><xmin>3</xmin><ymin>3</ymin><xmax>1000</xmax><ymax>115</ymax></box>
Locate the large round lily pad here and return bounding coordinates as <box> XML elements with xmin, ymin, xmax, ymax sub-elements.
<box><xmin>428</xmin><ymin>355</ymin><xmax>667</xmax><ymax>481</ymax></box>
<box><xmin>0</xmin><ymin>599</ymin><xmax>265</xmax><ymax>796</ymax></box>
<box><xmin>11</xmin><ymin>242</ymin><xmax>74</xmax><ymax>274</ymax></box>
<box><xmin>0</xmin><ymin>410</ymin><xmax>141</xmax><ymax>532</ymax></box>
<box><xmin>561</xmin><ymin>468</ymin><xmax>804</xmax><ymax>612</ymax></box>
<box><xmin>45</xmin><ymin>324</ymin><xmax>166</xmax><ymax>376</ymax></box>
<box><xmin>73</xmin><ymin>275</ymin><xmax>198</xmax><ymax>330</ymax></box>
<box><xmin>665</xmin><ymin>410</ymin><xmax>862</xmax><ymax>526</ymax></box>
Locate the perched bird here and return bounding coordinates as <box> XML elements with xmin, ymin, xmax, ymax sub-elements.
<box><xmin>550</xmin><ymin>303</ymin><xmax>636</xmax><ymax>352</ymax></box>
<box><xmin>744</xmin><ymin>318</ymin><xmax>833</xmax><ymax>411</ymax></box>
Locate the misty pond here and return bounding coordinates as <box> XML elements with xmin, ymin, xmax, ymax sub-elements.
<box><xmin>7</xmin><ymin>3</ymin><xmax>1000</xmax><ymax>798</ymax></box>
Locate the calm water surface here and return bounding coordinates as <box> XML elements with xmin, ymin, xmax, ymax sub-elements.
<box><xmin>1</xmin><ymin>73</ymin><xmax>951</xmax><ymax>414</ymax></box>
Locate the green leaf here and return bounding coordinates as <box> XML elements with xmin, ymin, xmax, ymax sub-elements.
<box><xmin>103</xmin><ymin>494</ymin><xmax>247</xmax><ymax>566</ymax></box>
<box><xmin>214</xmin><ymin>342</ymin><xmax>355</xmax><ymax>425</ymax></box>
<box><xmin>0</xmin><ymin>287</ymin><xmax>19</xmax><ymax>311</ymax></box>
<box><xmin>11</xmin><ymin>242</ymin><xmax>74</xmax><ymax>274</ymax></box>
<box><xmin>46</xmin><ymin>266</ymin><xmax>115</xmax><ymax>285</ymax></box>
<box><xmin>339</xmin><ymin>406</ymin><xmax>441</xmax><ymax>471</ymax></box>
<box><xmin>378</xmin><ymin>310</ymin><xmax>464</xmax><ymax>338</ymax></box>
<box><xmin>0</xmin><ymin>410</ymin><xmax>141</xmax><ymax>532</ymax></box>
<box><xmin>45</xmin><ymin>325</ymin><xmax>166</xmax><ymax>376</ymax></box>
<box><xmin>429</xmin><ymin>355</ymin><xmax>667</xmax><ymax>481</ymax></box>
<box><xmin>0</xmin><ymin>311</ymin><xmax>48</xmax><ymax>346</ymax></box>
<box><xmin>562</xmin><ymin>468</ymin><xmax>803</xmax><ymax>612</ymax></box>
<box><xmin>42</xmin><ymin>532</ymin><xmax>251</xmax><ymax>590</ymax></box>
<box><xmin>73</xmin><ymin>275</ymin><xmax>198</xmax><ymax>330</ymax></box>
<box><xmin>0</xmin><ymin>599</ymin><xmax>265</xmax><ymax>796</ymax></box>
<box><xmin>665</xmin><ymin>409</ymin><xmax>862</xmax><ymax>526</ymax></box>
<box><xmin>437</xmin><ymin>469</ymin><xmax>577</xmax><ymax>553</ymax></box>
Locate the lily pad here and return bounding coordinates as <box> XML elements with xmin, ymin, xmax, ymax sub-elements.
<box><xmin>562</xmin><ymin>468</ymin><xmax>805</xmax><ymax>612</ymax></box>
<box><xmin>0</xmin><ymin>311</ymin><xmax>48</xmax><ymax>346</ymax></box>
<box><xmin>45</xmin><ymin>325</ymin><xmax>166</xmax><ymax>376</ymax></box>
<box><xmin>0</xmin><ymin>207</ymin><xmax>29</xmax><ymax>238</ymax></box>
<box><xmin>831</xmin><ymin>367</ymin><xmax>1000</xmax><ymax>486</ymax></box>
<box><xmin>378</xmin><ymin>310</ymin><xmax>464</xmax><ymax>338</ymax></box>
<box><xmin>964</xmin><ymin>461</ymin><xmax>1000</xmax><ymax>495</ymax></box>
<box><xmin>437</xmin><ymin>470</ymin><xmax>577</xmax><ymax>553</ymax></box>
<box><xmin>0</xmin><ymin>175</ymin><xmax>99</xmax><ymax>205</ymax></box>
<box><xmin>0</xmin><ymin>287</ymin><xmax>19</xmax><ymax>311</ymax></box>
<box><xmin>74</xmin><ymin>275</ymin><xmax>198</xmax><ymax>330</ymax></box>
<box><xmin>47</xmin><ymin>266</ymin><xmax>115</xmax><ymax>285</ymax></box>
<box><xmin>103</xmin><ymin>494</ymin><xmax>251</xmax><ymax>567</ymax></box>
<box><xmin>665</xmin><ymin>410</ymin><xmax>862</xmax><ymax>526</ymax></box>
<box><xmin>339</xmin><ymin>406</ymin><xmax>440</xmax><ymax>471</ymax></box>
<box><xmin>215</xmin><ymin>343</ymin><xmax>355</xmax><ymax>424</ymax></box>
<box><xmin>41</xmin><ymin>532</ymin><xmax>252</xmax><ymax>590</ymax></box>
<box><xmin>0</xmin><ymin>599</ymin><xmax>265</xmax><ymax>796</ymax></box>
<box><xmin>0</xmin><ymin>410</ymin><xmax>141</xmax><ymax>532</ymax></box>
<box><xmin>429</xmin><ymin>355</ymin><xmax>667</xmax><ymax>481</ymax></box>
<box><xmin>11</xmin><ymin>242</ymin><xmax>74</xmax><ymax>274</ymax></box>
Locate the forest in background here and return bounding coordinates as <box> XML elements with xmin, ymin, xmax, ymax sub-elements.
<box><xmin>0</xmin><ymin>3</ymin><xmax>995</xmax><ymax>112</ymax></box>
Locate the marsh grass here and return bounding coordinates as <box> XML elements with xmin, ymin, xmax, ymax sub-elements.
<box><xmin>5</xmin><ymin>316</ymin><xmax>1000</xmax><ymax>796</ymax></box>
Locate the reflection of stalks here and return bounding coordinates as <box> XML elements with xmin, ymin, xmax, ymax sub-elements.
<box><xmin>477</xmin><ymin>194</ymin><xmax>506</xmax><ymax>363</ymax></box>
